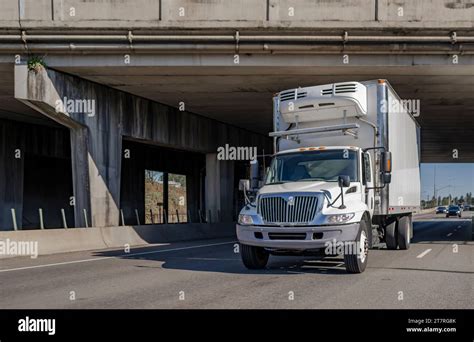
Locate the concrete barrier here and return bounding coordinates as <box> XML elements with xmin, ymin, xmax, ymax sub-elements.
<box><xmin>0</xmin><ymin>223</ymin><xmax>236</xmax><ymax>258</ymax></box>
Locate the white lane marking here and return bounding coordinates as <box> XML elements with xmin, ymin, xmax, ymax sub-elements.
<box><xmin>0</xmin><ymin>241</ymin><xmax>237</xmax><ymax>273</ymax></box>
<box><xmin>447</xmin><ymin>232</ymin><xmax>453</xmax><ymax>237</ymax></box>
<box><xmin>416</xmin><ymin>249</ymin><xmax>432</xmax><ymax>259</ymax></box>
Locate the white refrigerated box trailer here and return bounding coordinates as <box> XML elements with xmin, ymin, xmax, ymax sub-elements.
<box><xmin>273</xmin><ymin>79</ymin><xmax>421</xmax><ymax>216</ymax></box>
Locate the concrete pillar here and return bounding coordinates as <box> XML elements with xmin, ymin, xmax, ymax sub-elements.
<box><xmin>14</xmin><ymin>65</ymin><xmax>123</xmax><ymax>227</ymax></box>
<box><xmin>70</xmin><ymin>127</ymin><xmax>90</xmax><ymax>227</ymax></box>
<box><xmin>0</xmin><ymin>121</ymin><xmax>24</xmax><ymax>230</ymax></box>
<box><xmin>205</xmin><ymin>154</ymin><xmax>235</xmax><ymax>223</ymax></box>
<box><xmin>86</xmin><ymin>126</ymin><xmax>122</xmax><ymax>227</ymax></box>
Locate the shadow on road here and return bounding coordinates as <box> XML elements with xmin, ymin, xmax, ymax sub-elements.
<box><xmin>91</xmin><ymin>242</ymin><xmax>353</xmax><ymax>275</ymax></box>
<box><xmin>90</xmin><ymin>219</ymin><xmax>472</xmax><ymax>276</ymax></box>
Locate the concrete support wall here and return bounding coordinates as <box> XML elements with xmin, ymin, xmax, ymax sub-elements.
<box><xmin>86</xmin><ymin>116</ymin><xmax>122</xmax><ymax>227</ymax></box>
<box><xmin>13</xmin><ymin>65</ymin><xmax>270</xmax><ymax>229</ymax></box>
<box><xmin>205</xmin><ymin>154</ymin><xmax>235</xmax><ymax>223</ymax></box>
<box><xmin>70</xmin><ymin>127</ymin><xmax>91</xmax><ymax>227</ymax></box>
<box><xmin>15</xmin><ymin>66</ymin><xmax>123</xmax><ymax>227</ymax></box>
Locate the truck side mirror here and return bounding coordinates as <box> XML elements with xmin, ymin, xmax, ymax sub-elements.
<box><xmin>250</xmin><ymin>159</ymin><xmax>259</xmax><ymax>190</ymax></box>
<box><xmin>338</xmin><ymin>175</ymin><xmax>350</xmax><ymax>188</ymax></box>
<box><xmin>381</xmin><ymin>151</ymin><xmax>392</xmax><ymax>185</ymax></box>
<box><xmin>337</xmin><ymin>175</ymin><xmax>350</xmax><ymax>209</ymax></box>
<box><xmin>383</xmin><ymin>173</ymin><xmax>392</xmax><ymax>184</ymax></box>
<box><xmin>383</xmin><ymin>151</ymin><xmax>392</xmax><ymax>173</ymax></box>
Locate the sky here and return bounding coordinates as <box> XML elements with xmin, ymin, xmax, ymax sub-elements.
<box><xmin>420</xmin><ymin>163</ymin><xmax>474</xmax><ymax>200</ymax></box>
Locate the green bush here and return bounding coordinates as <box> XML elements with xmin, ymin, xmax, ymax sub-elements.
<box><xmin>27</xmin><ymin>56</ymin><xmax>46</xmax><ymax>72</ymax></box>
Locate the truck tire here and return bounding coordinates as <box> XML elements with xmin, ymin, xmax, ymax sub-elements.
<box><xmin>385</xmin><ymin>221</ymin><xmax>398</xmax><ymax>250</ymax></box>
<box><xmin>398</xmin><ymin>215</ymin><xmax>411</xmax><ymax>250</ymax></box>
<box><xmin>344</xmin><ymin>219</ymin><xmax>369</xmax><ymax>273</ymax></box>
<box><xmin>241</xmin><ymin>244</ymin><xmax>269</xmax><ymax>269</ymax></box>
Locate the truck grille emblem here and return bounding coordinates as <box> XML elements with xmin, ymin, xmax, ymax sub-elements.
<box><xmin>287</xmin><ymin>196</ymin><xmax>295</xmax><ymax>206</ymax></box>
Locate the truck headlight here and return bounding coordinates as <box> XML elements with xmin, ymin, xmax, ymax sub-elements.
<box><xmin>238</xmin><ymin>214</ymin><xmax>254</xmax><ymax>225</ymax></box>
<box><xmin>326</xmin><ymin>213</ymin><xmax>355</xmax><ymax>224</ymax></box>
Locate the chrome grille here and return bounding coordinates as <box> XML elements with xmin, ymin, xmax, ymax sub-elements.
<box><xmin>258</xmin><ymin>195</ymin><xmax>319</xmax><ymax>225</ymax></box>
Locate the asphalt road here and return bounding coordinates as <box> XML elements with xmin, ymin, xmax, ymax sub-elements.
<box><xmin>0</xmin><ymin>214</ymin><xmax>472</xmax><ymax>309</ymax></box>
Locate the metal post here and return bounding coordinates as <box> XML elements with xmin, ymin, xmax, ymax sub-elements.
<box><xmin>164</xmin><ymin>209</ymin><xmax>168</xmax><ymax>224</ymax></box>
<box><xmin>176</xmin><ymin>209</ymin><xmax>180</xmax><ymax>223</ymax></box>
<box><xmin>38</xmin><ymin>208</ymin><xmax>44</xmax><ymax>229</ymax></box>
<box><xmin>11</xmin><ymin>208</ymin><xmax>18</xmax><ymax>231</ymax></box>
<box><xmin>61</xmin><ymin>209</ymin><xmax>68</xmax><ymax>229</ymax></box>
<box><xmin>208</xmin><ymin>209</ymin><xmax>212</xmax><ymax>224</ymax></box>
<box><xmin>120</xmin><ymin>209</ymin><xmax>125</xmax><ymax>226</ymax></box>
<box><xmin>83</xmin><ymin>209</ymin><xmax>89</xmax><ymax>228</ymax></box>
<box><xmin>150</xmin><ymin>209</ymin><xmax>154</xmax><ymax>224</ymax></box>
<box><xmin>135</xmin><ymin>209</ymin><xmax>140</xmax><ymax>225</ymax></box>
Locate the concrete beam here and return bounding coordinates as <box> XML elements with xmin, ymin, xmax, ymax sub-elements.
<box><xmin>1</xmin><ymin>0</ymin><xmax>473</xmax><ymax>29</ymax></box>
<box><xmin>41</xmin><ymin>54</ymin><xmax>474</xmax><ymax>69</ymax></box>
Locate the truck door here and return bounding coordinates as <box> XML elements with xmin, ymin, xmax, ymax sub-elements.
<box><xmin>362</xmin><ymin>152</ymin><xmax>375</xmax><ymax>217</ymax></box>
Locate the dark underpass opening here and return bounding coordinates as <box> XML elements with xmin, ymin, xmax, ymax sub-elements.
<box><xmin>120</xmin><ymin>139</ymin><xmax>205</xmax><ymax>225</ymax></box>
<box><xmin>0</xmin><ymin>118</ymin><xmax>74</xmax><ymax>230</ymax></box>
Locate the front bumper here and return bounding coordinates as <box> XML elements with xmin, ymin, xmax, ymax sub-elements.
<box><xmin>236</xmin><ymin>223</ymin><xmax>360</xmax><ymax>250</ymax></box>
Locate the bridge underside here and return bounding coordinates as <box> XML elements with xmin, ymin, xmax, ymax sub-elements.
<box><xmin>2</xmin><ymin>50</ymin><xmax>474</xmax><ymax>164</ymax></box>
<box><xmin>49</xmin><ymin>57</ymin><xmax>474</xmax><ymax>163</ymax></box>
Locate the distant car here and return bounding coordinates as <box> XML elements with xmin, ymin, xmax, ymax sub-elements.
<box><xmin>446</xmin><ymin>205</ymin><xmax>461</xmax><ymax>218</ymax></box>
<box><xmin>463</xmin><ymin>205</ymin><xmax>470</xmax><ymax>211</ymax></box>
<box><xmin>436</xmin><ymin>206</ymin><xmax>447</xmax><ymax>214</ymax></box>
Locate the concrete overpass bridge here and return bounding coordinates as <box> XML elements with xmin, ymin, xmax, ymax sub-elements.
<box><xmin>0</xmin><ymin>0</ymin><xmax>473</xmax><ymax>231</ymax></box>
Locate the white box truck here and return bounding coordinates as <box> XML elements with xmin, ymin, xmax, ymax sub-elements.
<box><xmin>236</xmin><ymin>79</ymin><xmax>421</xmax><ymax>273</ymax></box>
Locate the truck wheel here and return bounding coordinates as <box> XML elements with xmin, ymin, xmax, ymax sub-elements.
<box><xmin>344</xmin><ymin>219</ymin><xmax>369</xmax><ymax>273</ymax></box>
<box><xmin>385</xmin><ymin>221</ymin><xmax>398</xmax><ymax>250</ymax></box>
<box><xmin>397</xmin><ymin>215</ymin><xmax>411</xmax><ymax>250</ymax></box>
<box><xmin>241</xmin><ymin>244</ymin><xmax>269</xmax><ymax>269</ymax></box>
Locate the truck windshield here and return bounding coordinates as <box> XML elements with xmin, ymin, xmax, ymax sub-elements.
<box><xmin>265</xmin><ymin>150</ymin><xmax>359</xmax><ymax>184</ymax></box>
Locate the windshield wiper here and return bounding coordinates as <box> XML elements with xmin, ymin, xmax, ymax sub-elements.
<box><xmin>265</xmin><ymin>181</ymin><xmax>289</xmax><ymax>185</ymax></box>
<box><xmin>294</xmin><ymin>178</ymin><xmax>327</xmax><ymax>182</ymax></box>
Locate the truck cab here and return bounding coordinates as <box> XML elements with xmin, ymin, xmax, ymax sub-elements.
<box><xmin>237</xmin><ymin>146</ymin><xmax>374</xmax><ymax>273</ymax></box>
